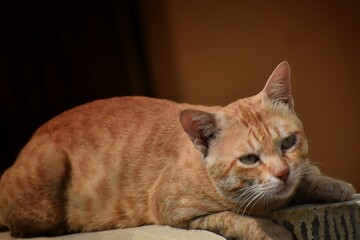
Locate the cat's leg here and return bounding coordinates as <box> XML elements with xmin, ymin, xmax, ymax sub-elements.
<box><xmin>295</xmin><ymin>164</ymin><xmax>356</xmax><ymax>203</ymax></box>
<box><xmin>188</xmin><ymin>211</ymin><xmax>292</xmax><ymax>240</ymax></box>
<box><xmin>0</xmin><ymin>141</ymin><xmax>71</xmax><ymax>238</ymax></box>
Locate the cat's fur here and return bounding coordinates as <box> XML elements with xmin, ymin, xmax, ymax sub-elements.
<box><xmin>0</xmin><ymin>62</ymin><xmax>355</xmax><ymax>239</ymax></box>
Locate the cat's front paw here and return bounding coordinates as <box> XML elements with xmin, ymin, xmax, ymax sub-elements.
<box><xmin>226</xmin><ymin>220</ymin><xmax>292</xmax><ymax>240</ymax></box>
<box><xmin>309</xmin><ymin>176</ymin><xmax>356</xmax><ymax>203</ymax></box>
<box><xmin>255</xmin><ymin>219</ymin><xmax>293</xmax><ymax>240</ymax></box>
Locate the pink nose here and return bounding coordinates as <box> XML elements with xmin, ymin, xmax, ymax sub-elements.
<box><xmin>275</xmin><ymin>168</ymin><xmax>290</xmax><ymax>182</ymax></box>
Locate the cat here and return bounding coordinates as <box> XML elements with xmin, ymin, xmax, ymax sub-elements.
<box><xmin>0</xmin><ymin>61</ymin><xmax>355</xmax><ymax>239</ymax></box>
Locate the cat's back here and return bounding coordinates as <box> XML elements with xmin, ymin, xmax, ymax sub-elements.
<box><xmin>30</xmin><ymin>96</ymin><xmax>185</xmax><ymax>150</ymax></box>
<box><xmin>37</xmin><ymin>96</ymin><xmax>183</xmax><ymax>136</ymax></box>
<box><xmin>17</xmin><ymin>96</ymin><xmax>190</xmax><ymax>169</ymax></box>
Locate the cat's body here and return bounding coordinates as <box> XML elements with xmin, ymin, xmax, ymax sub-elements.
<box><xmin>0</xmin><ymin>62</ymin><xmax>355</xmax><ymax>239</ymax></box>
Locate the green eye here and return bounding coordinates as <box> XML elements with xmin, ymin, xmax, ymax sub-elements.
<box><xmin>281</xmin><ymin>134</ymin><xmax>297</xmax><ymax>151</ymax></box>
<box><xmin>239</xmin><ymin>154</ymin><xmax>260</xmax><ymax>165</ymax></box>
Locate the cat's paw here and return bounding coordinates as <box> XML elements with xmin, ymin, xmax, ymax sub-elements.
<box><xmin>308</xmin><ymin>176</ymin><xmax>356</xmax><ymax>203</ymax></box>
<box><xmin>255</xmin><ymin>219</ymin><xmax>293</xmax><ymax>240</ymax></box>
<box><xmin>227</xmin><ymin>223</ymin><xmax>292</xmax><ymax>240</ymax></box>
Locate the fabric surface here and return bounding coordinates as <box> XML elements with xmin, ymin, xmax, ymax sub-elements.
<box><xmin>0</xmin><ymin>225</ymin><xmax>225</xmax><ymax>240</ymax></box>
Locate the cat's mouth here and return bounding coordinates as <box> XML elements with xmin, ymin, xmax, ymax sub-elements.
<box><xmin>273</xmin><ymin>175</ymin><xmax>299</xmax><ymax>199</ymax></box>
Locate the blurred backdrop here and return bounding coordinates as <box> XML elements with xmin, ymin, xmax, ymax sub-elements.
<box><xmin>1</xmin><ymin>1</ymin><xmax>359</xmax><ymax>190</ymax></box>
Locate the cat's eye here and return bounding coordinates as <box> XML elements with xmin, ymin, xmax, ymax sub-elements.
<box><xmin>239</xmin><ymin>154</ymin><xmax>260</xmax><ymax>165</ymax></box>
<box><xmin>281</xmin><ymin>134</ymin><xmax>297</xmax><ymax>151</ymax></box>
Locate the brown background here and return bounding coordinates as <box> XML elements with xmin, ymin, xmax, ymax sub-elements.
<box><xmin>140</xmin><ymin>1</ymin><xmax>360</xmax><ymax>190</ymax></box>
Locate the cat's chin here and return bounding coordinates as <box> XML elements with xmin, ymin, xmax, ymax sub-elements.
<box><xmin>272</xmin><ymin>171</ymin><xmax>301</xmax><ymax>200</ymax></box>
<box><xmin>272</xmin><ymin>178</ymin><xmax>300</xmax><ymax>201</ymax></box>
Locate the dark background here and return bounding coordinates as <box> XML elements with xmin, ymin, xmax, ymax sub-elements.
<box><xmin>1</xmin><ymin>1</ymin><xmax>152</xmax><ymax>173</ymax></box>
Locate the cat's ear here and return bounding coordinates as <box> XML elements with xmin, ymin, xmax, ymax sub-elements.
<box><xmin>179</xmin><ymin>109</ymin><xmax>219</xmax><ymax>156</ymax></box>
<box><xmin>262</xmin><ymin>61</ymin><xmax>294</xmax><ymax>108</ymax></box>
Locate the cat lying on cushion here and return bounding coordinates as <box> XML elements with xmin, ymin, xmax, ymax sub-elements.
<box><xmin>0</xmin><ymin>62</ymin><xmax>355</xmax><ymax>239</ymax></box>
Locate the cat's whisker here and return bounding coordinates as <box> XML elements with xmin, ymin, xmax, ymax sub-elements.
<box><xmin>240</xmin><ymin>186</ymin><xmax>260</xmax><ymax>201</ymax></box>
<box><xmin>235</xmin><ymin>185</ymin><xmax>255</xmax><ymax>197</ymax></box>
<box><xmin>299</xmin><ymin>168</ymin><xmax>315</xmax><ymax>175</ymax></box>
<box><xmin>241</xmin><ymin>193</ymin><xmax>259</xmax><ymax>215</ymax></box>
<box><xmin>243</xmin><ymin>192</ymin><xmax>264</xmax><ymax>215</ymax></box>
<box><xmin>237</xmin><ymin>190</ymin><xmax>259</xmax><ymax>214</ymax></box>
<box><xmin>295</xmin><ymin>162</ymin><xmax>318</xmax><ymax>177</ymax></box>
<box><xmin>307</xmin><ymin>160</ymin><xmax>325</xmax><ymax>168</ymax></box>
<box><xmin>304</xmin><ymin>161</ymin><xmax>319</xmax><ymax>168</ymax></box>
<box><xmin>264</xmin><ymin>189</ymin><xmax>274</xmax><ymax>210</ymax></box>
<box><xmin>240</xmin><ymin>186</ymin><xmax>259</xmax><ymax>198</ymax></box>
<box><xmin>234</xmin><ymin>185</ymin><xmax>258</xmax><ymax>203</ymax></box>
<box><xmin>236</xmin><ymin>186</ymin><xmax>260</xmax><ymax>215</ymax></box>
<box><xmin>264</xmin><ymin>190</ymin><xmax>273</xmax><ymax>211</ymax></box>
<box><xmin>247</xmin><ymin>189</ymin><xmax>268</xmax><ymax>215</ymax></box>
<box><xmin>241</xmin><ymin>185</ymin><xmax>268</xmax><ymax>215</ymax></box>
<box><xmin>234</xmin><ymin>190</ymin><xmax>251</xmax><ymax>208</ymax></box>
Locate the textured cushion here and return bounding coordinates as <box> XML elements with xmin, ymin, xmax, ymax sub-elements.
<box><xmin>1</xmin><ymin>195</ymin><xmax>359</xmax><ymax>239</ymax></box>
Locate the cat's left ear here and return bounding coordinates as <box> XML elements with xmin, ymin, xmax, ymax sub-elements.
<box><xmin>262</xmin><ymin>61</ymin><xmax>294</xmax><ymax>109</ymax></box>
<box><xmin>179</xmin><ymin>109</ymin><xmax>220</xmax><ymax>157</ymax></box>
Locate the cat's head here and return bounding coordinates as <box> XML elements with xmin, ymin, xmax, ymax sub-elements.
<box><xmin>180</xmin><ymin>62</ymin><xmax>309</xmax><ymax>214</ymax></box>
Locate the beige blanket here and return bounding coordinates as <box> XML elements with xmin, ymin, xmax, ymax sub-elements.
<box><xmin>0</xmin><ymin>225</ymin><xmax>225</xmax><ymax>240</ymax></box>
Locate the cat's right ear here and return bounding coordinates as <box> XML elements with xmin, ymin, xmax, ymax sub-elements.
<box><xmin>179</xmin><ymin>109</ymin><xmax>219</xmax><ymax>157</ymax></box>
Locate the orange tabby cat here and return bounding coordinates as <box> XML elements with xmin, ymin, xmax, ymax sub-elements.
<box><xmin>0</xmin><ymin>62</ymin><xmax>355</xmax><ymax>239</ymax></box>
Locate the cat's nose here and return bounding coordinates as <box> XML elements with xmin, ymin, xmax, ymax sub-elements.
<box><xmin>275</xmin><ymin>168</ymin><xmax>290</xmax><ymax>182</ymax></box>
